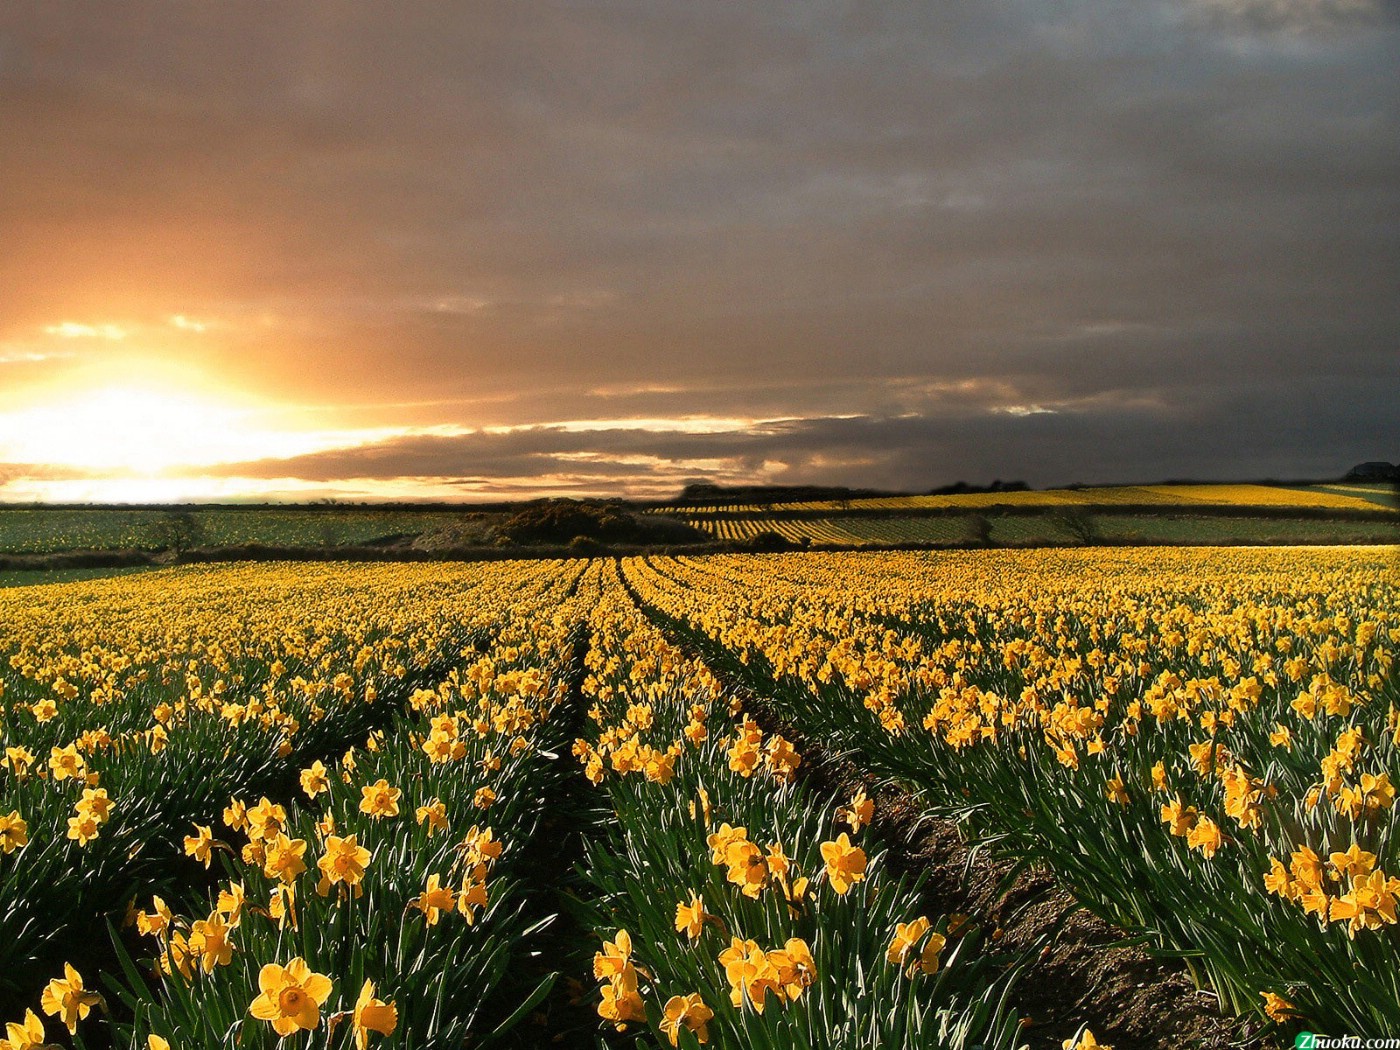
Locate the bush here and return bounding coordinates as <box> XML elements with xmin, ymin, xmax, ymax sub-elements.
<box><xmin>1052</xmin><ymin>508</ymin><xmax>1099</xmax><ymax>543</ymax></box>
<box><xmin>497</xmin><ymin>500</ymin><xmax>709</xmax><ymax>547</ymax></box>
<box><xmin>747</xmin><ymin>530</ymin><xmax>793</xmax><ymax>552</ymax></box>
<box><xmin>967</xmin><ymin>514</ymin><xmax>994</xmax><ymax>545</ymax></box>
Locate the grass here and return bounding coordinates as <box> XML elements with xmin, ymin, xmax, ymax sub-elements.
<box><xmin>1090</xmin><ymin>515</ymin><xmax>1398</xmax><ymax>545</ymax></box>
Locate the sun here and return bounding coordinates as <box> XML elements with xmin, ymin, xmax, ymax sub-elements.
<box><xmin>0</xmin><ymin>383</ymin><xmax>316</xmax><ymax>474</ymax></box>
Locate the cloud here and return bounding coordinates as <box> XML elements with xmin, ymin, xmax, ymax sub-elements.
<box><xmin>0</xmin><ymin>1</ymin><xmax>1394</xmax><ymax>493</ymax></box>
<box><xmin>43</xmin><ymin>322</ymin><xmax>127</xmax><ymax>340</ymax></box>
<box><xmin>0</xmin><ymin>349</ymin><xmax>66</xmax><ymax>366</ymax></box>
<box><xmin>1183</xmin><ymin>0</ymin><xmax>1393</xmax><ymax>32</ymax></box>
<box><xmin>170</xmin><ymin>371</ymin><xmax>1397</xmax><ymax>497</ymax></box>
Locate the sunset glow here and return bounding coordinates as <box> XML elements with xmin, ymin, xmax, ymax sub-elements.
<box><xmin>0</xmin><ymin>386</ymin><xmax>275</xmax><ymax>472</ymax></box>
<box><xmin>0</xmin><ymin>385</ymin><xmax>337</xmax><ymax>473</ymax></box>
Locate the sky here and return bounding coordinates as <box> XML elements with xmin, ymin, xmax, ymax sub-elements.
<box><xmin>0</xmin><ymin>0</ymin><xmax>1396</xmax><ymax>503</ymax></box>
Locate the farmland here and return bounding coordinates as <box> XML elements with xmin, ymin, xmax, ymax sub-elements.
<box><xmin>676</xmin><ymin>512</ymin><xmax>1397</xmax><ymax>548</ymax></box>
<box><xmin>664</xmin><ymin>483</ymin><xmax>1399</xmax><ymax>549</ymax></box>
<box><xmin>0</xmin><ymin>482</ymin><xmax>1394</xmax><ymax>568</ymax></box>
<box><xmin>0</xmin><ymin>545</ymin><xmax>1395</xmax><ymax>1047</ymax></box>
<box><xmin>0</xmin><ymin>508</ymin><xmax>472</xmax><ymax>556</ymax></box>
<box><xmin>670</xmin><ymin>483</ymin><xmax>1391</xmax><ymax>514</ymax></box>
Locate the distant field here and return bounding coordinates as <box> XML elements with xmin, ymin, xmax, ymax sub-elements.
<box><xmin>689</xmin><ymin>515</ymin><xmax>977</xmax><ymax>544</ymax></box>
<box><xmin>1304</xmin><ymin>483</ymin><xmax>1400</xmax><ymax>509</ymax></box>
<box><xmin>0</xmin><ymin>481</ymin><xmax>1394</xmax><ymax>556</ymax></box>
<box><xmin>673</xmin><ymin>482</ymin><xmax>1394</xmax><ymax>515</ymax></box>
<box><xmin>681</xmin><ymin>511</ymin><xmax>1398</xmax><ymax>547</ymax></box>
<box><xmin>0</xmin><ymin>507</ymin><xmax>465</xmax><ymax>554</ymax></box>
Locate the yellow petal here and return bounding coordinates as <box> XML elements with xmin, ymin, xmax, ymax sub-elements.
<box><xmin>303</xmin><ymin>973</ymin><xmax>334</xmax><ymax>1005</ymax></box>
<box><xmin>359</xmin><ymin>1002</ymin><xmax>397</xmax><ymax>1036</ymax></box>
<box><xmin>258</xmin><ymin>963</ymin><xmax>286</xmax><ymax>995</ymax></box>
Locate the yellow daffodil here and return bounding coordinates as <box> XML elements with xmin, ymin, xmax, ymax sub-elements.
<box><xmin>412</xmin><ymin>873</ymin><xmax>456</xmax><ymax>925</ymax></box>
<box><xmin>263</xmin><ymin>834</ymin><xmax>308</xmax><ymax>884</ymax></box>
<box><xmin>820</xmin><ymin>833</ymin><xmax>867</xmax><ymax>895</ymax></box>
<box><xmin>248</xmin><ymin>957</ymin><xmax>332</xmax><ymax>1036</ymax></box>
<box><xmin>1260</xmin><ymin>991</ymin><xmax>1296</xmax><ymax>1022</ymax></box>
<box><xmin>183</xmin><ymin>824</ymin><xmax>216</xmax><ymax>867</ymax></box>
<box><xmin>40</xmin><ymin>964</ymin><xmax>102</xmax><ymax>1034</ymax></box>
<box><xmin>189</xmin><ymin>911</ymin><xmax>235</xmax><ymax>972</ymax></box>
<box><xmin>75</xmin><ymin>788</ymin><xmax>112</xmax><ymax>824</ymax></box>
<box><xmin>359</xmin><ymin>779</ymin><xmax>402</xmax><ymax>818</ymax></box>
<box><xmin>0</xmin><ymin>1008</ymin><xmax>47</xmax><ymax>1050</ymax></box>
<box><xmin>840</xmin><ymin>789</ymin><xmax>875</xmax><ymax>832</ymax></box>
<box><xmin>1063</xmin><ymin>1029</ymin><xmax>1110</xmax><ymax>1050</ymax></box>
<box><xmin>0</xmin><ymin>811</ymin><xmax>28</xmax><ymax>854</ymax></box>
<box><xmin>659</xmin><ymin>993</ymin><xmax>713</xmax><ymax>1046</ymax></box>
<box><xmin>415</xmin><ymin>799</ymin><xmax>449</xmax><ymax>835</ymax></box>
<box><xmin>300</xmin><ymin>760</ymin><xmax>330</xmax><ymax>798</ymax></box>
<box><xmin>316</xmin><ymin>835</ymin><xmax>371</xmax><ymax>896</ymax></box>
<box><xmin>675</xmin><ymin>892</ymin><xmax>706</xmax><ymax>941</ymax></box>
<box><xmin>352</xmin><ymin>980</ymin><xmax>398</xmax><ymax>1050</ymax></box>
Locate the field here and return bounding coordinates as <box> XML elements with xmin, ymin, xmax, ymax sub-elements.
<box><xmin>0</xmin><ymin>483</ymin><xmax>1394</xmax><ymax>564</ymax></box>
<box><xmin>0</xmin><ymin>547</ymin><xmax>1396</xmax><ymax>1047</ymax></box>
<box><xmin>0</xmin><ymin>509</ymin><xmax>470</xmax><ymax>555</ymax></box>
<box><xmin>676</xmin><ymin>512</ymin><xmax>1398</xmax><ymax>548</ymax></box>
<box><xmin>666</xmin><ymin>483</ymin><xmax>1399</xmax><ymax>549</ymax></box>
<box><xmin>667</xmin><ymin>483</ymin><xmax>1395</xmax><ymax>515</ymax></box>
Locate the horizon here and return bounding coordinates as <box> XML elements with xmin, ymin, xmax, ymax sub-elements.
<box><xmin>1</xmin><ymin>3</ymin><xmax>1396</xmax><ymax>503</ymax></box>
<box><xmin>0</xmin><ymin>471</ymin><xmax>1386</xmax><ymax>512</ymax></box>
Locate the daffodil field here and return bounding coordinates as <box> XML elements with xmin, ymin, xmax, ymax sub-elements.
<box><xmin>0</xmin><ymin>546</ymin><xmax>1395</xmax><ymax>1047</ymax></box>
<box><xmin>572</xmin><ymin>562</ymin><xmax>1023</xmax><ymax>1049</ymax></box>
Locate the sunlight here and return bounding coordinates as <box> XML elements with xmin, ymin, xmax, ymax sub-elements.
<box><xmin>0</xmin><ymin>382</ymin><xmax>384</xmax><ymax>474</ymax></box>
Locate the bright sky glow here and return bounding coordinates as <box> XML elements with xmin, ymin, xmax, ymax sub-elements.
<box><xmin>43</xmin><ymin>322</ymin><xmax>127</xmax><ymax>340</ymax></box>
<box><xmin>491</xmin><ymin>417</ymin><xmax>759</xmax><ymax>436</ymax></box>
<box><xmin>0</xmin><ymin>383</ymin><xmax>409</xmax><ymax>474</ymax></box>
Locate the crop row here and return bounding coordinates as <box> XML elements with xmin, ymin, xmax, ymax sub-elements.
<box><xmin>0</xmin><ymin>560</ymin><xmax>591</xmax><ymax>1046</ymax></box>
<box><xmin>571</xmin><ymin>560</ymin><xmax>1025</xmax><ymax>1049</ymax></box>
<box><xmin>624</xmin><ymin>547</ymin><xmax>1399</xmax><ymax>1034</ymax></box>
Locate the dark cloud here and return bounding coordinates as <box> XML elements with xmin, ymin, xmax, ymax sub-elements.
<box><xmin>1182</xmin><ymin>0</ymin><xmax>1397</xmax><ymax>33</ymax></box>
<box><xmin>178</xmin><ymin>370</ymin><xmax>1397</xmax><ymax>495</ymax></box>
<box><xmin>0</xmin><ymin>0</ymin><xmax>1395</xmax><ymax>494</ymax></box>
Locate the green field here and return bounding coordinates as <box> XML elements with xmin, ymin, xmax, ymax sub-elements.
<box><xmin>665</xmin><ymin>481</ymin><xmax>1398</xmax><ymax>549</ymax></box>
<box><xmin>0</xmin><ymin>508</ymin><xmax>467</xmax><ymax>554</ymax></box>
<box><xmin>0</xmin><ymin>481</ymin><xmax>1394</xmax><ymax>558</ymax></box>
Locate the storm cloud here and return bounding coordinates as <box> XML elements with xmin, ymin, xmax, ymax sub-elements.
<box><xmin>0</xmin><ymin>0</ymin><xmax>1395</xmax><ymax>499</ymax></box>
